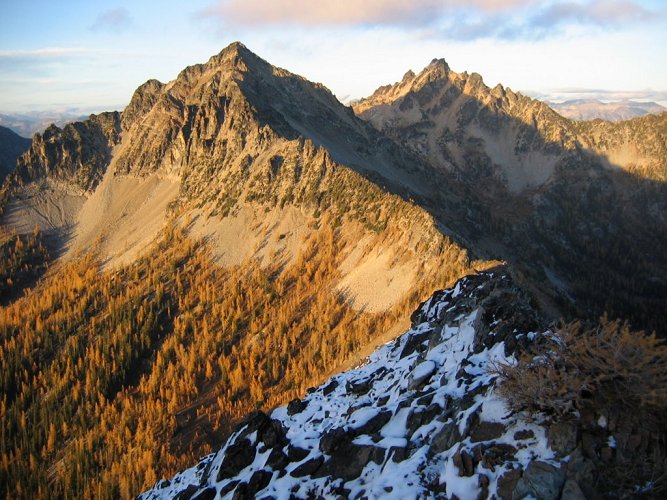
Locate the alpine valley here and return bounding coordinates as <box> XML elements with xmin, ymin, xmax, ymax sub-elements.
<box><xmin>0</xmin><ymin>43</ymin><xmax>665</xmax><ymax>499</ymax></box>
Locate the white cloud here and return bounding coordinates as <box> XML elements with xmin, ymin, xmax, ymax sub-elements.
<box><xmin>0</xmin><ymin>47</ymin><xmax>92</xmax><ymax>59</ymax></box>
<box><xmin>200</xmin><ymin>0</ymin><xmax>532</xmax><ymax>27</ymax></box>
<box><xmin>199</xmin><ymin>0</ymin><xmax>662</xmax><ymax>40</ymax></box>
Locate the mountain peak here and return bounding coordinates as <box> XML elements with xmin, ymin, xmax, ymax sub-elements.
<box><xmin>428</xmin><ymin>57</ymin><xmax>449</xmax><ymax>70</ymax></box>
<box><xmin>209</xmin><ymin>41</ymin><xmax>268</xmax><ymax>73</ymax></box>
<box><xmin>217</xmin><ymin>40</ymin><xmax>253</xmax><ymax>62</ymax></box>
<box><xmin>223</xmin><ymin>40</ymin><xmax>247</xmax><ymax>53</ymax></box>
<box><xmin>421</xmin><ymin>57</ymin><xmax>451</xmax><ymax>81</ymax></box>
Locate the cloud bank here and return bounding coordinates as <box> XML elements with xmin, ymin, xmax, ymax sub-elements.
<box><xmin>200</xmin><ymin>0</ymin><xmax>662</xmax><ymax>40</ymax></box>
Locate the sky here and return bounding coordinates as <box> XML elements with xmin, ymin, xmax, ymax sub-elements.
<box><xmin>1</xmin><ymin>0</ymin><xmax>666</xmax><ymax>114</ymax></box>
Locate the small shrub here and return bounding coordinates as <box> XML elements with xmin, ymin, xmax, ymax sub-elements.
<box><xmin>495</xmin><ymin>317</ymin><xmax>667</xmax><ymax>419</ymax></box>
<box><xmin>495</xmin><ymin>317</ymin><xmax>667</xmax><ymax>496</ymax></box>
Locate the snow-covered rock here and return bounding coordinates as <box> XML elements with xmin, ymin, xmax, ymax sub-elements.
<box><xmin>140</xmin><ymin>271</ymin><xmax>570</xmax><ymax>499</ymax></box>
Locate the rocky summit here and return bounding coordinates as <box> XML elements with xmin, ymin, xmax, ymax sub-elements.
<box><xmin>141</xmin><ymin>271</ymin><xmax>640</xmax><ymax>500</ymax></box>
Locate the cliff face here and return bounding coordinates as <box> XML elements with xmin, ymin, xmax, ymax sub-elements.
<box><xmin>12</xmin><ymin>112</ymin><xmax>121</xmax><ymax>193</ymax></box>
<box><xmin>355</xmin><ymin>59</ymin><xmax>666</xmax><ymax>191</ymax></box>
<box><xmin>112</xmin><ymin>42</ymin><xmax>432</xmax><ymax>206</ymax></box>
<box><xmin>0</xmin><ymin>112</ymin><xmax>120</xmax><ymax>230</ymax></box>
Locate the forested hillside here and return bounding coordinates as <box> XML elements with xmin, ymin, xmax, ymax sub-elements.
<box><xmin>0</xmin><ymin>220</ymin><xmax>471</xmax><ymax>497</ymax></box>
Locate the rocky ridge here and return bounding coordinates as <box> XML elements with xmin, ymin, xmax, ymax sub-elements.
<box><xmin>355</xmin><ymin>58</ymin><xmax>666</xmax><ymax>189</ymax></box>
<box><xmin>354</xmin><ymin>59</ymin><xmax>667</xmax><ymax>335</ymax></box>
<box><xmin>141</xmin><ymin>271</ymin><xmax>646</xmax><ymax>499</ymax></box>
<box><xmin>11</xmin><ymin>112</ymin><xmax>121</xmax><ymax>193</ymax></box>
<box><xmin>354</xmin><ymin>58</ymin><xmax>575</xmax><ymax>192</ymax></box>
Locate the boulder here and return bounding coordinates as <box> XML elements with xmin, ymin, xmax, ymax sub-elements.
<box><xmin>452</xmin><ymin>448</ymin><xmax>476</xmax><ymax>477</ymax></box>
<box><xmin>497</xmin><ymin>468</ymin><xmax>522</xmax><ymax>500</ymax></box>
<box><xmin>513</xmin><ymin>429</ymin><xmax>535</xmax><ymax>441</ymax></box>
<box><xmin>217</xmin><ymin>438</ymin><xmax>256</xmax><ymax>481</ymax></box>
<box><xmin>218</xmin><ymin>480</ymin><xmax>239</xmax><ymax>497</ymax></box>
<box><xmin>408</xmin><ymin>360</ymin><xmax>437</xmax><ymax>390</ymax></box>
<box><xmin>548</xmin><ymin>422</ymin><xmax>578</xmax><ymax>457</ymax></box>
<box><xmin>429</xmin><ymin>421</ymin><xmax>462</xmax><ymax>455</ymax></box>
<box><xmin>346</xmin><ymin>379</ymin><xmax>371</xmax><ymax>395</ymax></box>
<box><xmin>353</xmin><ymin>410</ymin><xmax>391</xmax><ymax>435</ymax></box>
<box><xmin>512</xmin><ymin>461</ymin><xmax>565</xmax><ymax>500</ymax></box>
<box><xmin>407</xmin><ymin>403</ymin><xmax>444</xmax><ymax>436</ymax></box>
<box><xmin>290</xmin><ymin>456</ymin><xmax>324</xmax><ymax>478</ymax></box>
<box><xmin>174</xmin><ymin>485</ymin><xmax>200</xmax><ymax>500</ymax></box>
<box><xmin>321</xmin><ymin>379</ymin><xmax>338</xmax><ymax>396</ymax></box>
<box><xmin>400</xmin><ymin>330</ymin><xmax>433</xmax><ymax>358</ymax></box>
<box><xmin>191</xmin><ymin>488</ymin><xmax>216</xmax><ymax>500</ymax></box>
<box><xmin>478</xmin><ymin>474</ymin><xmax>490</xmax><ymax>499</ymax></box>
<box><xmin>266</xmin><ymin>448</ymin><xmax>289</xmax><ymax>470</ymax></box>
<box><xmin>231</xmin><ymin>482</ymin><xmax>249</xmax><ymax>500</ymax></box>
<box><xmin>478</xmin><ymin>443</ymin><xmax>517</xmax><ymax>469</ymax></box>
<box><xmin>286</xmin><ymin>398</ymin><xmax>308</xmax><ymax>416</ymax></box>
<box><xmin>560</xmin><ymin>479</ymin><xmax>587</xmax><ymax>500</ymax></box>
<box><xmin>286</xmin><ymin>445</ymin><xmax>310</xmax><ymax>462</ymax></box>
<box><xmin>470</xmin><ymin>421</ymin><xmax>506</xmax><ymax>443</ymax></box>
<box><xmin>317</xmin><ymin>443</ymin><xmax>386</xmax><ymax>481</ymax></box>
<box><xmin>389</xmin><ymin>445</ymin><xmax>408</xmax><ymax>463</ymax></box>
<box><xmin>319</xmin><ymin>427</ymin><xmax>349</xmax><ymax>454</ymax></box>
<box><xmin>246</xmin><ymin>469</ymin><xmax>273</xmax><ymax>495</ymax></box>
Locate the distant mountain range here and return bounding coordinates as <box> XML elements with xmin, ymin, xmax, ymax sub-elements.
<box><xmin>549</xmin><ymin>98</ymin><xmax>665</xmax><ymax>121</ymax></box>
<box><xmin>0</xmin><ymin>110</ymin><xmax>92</xmax><ymax>138</ymax></box>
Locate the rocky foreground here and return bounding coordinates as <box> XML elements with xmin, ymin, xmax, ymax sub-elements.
<box><xmin>140</xmin><ymin>271</ymin><xmax>653</xmax><ymax>499</ymax></box>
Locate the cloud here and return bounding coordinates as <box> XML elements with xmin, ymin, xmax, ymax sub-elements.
<box><xmin>436</xmin><ymin>0</ymin><xmax>662</xmax><ymax>41</ymax></box>
<box><xmin>200</xmin><ymin>0</ymin><xmax>533</xmax><ymax>27</ymax></box>
<box><xmin>0</xmin><ymin>48</ymin><xmax>94</xmax><ymax>77</ymax></box>
<box><xmin>530</xmin><ymin>0</ymin><xmax>653</xmax><ymax>29</ymax></box>
<box><xmin>0</xmin><ymin>47</ymin><xmax>92</xmax><ymax>59</ymax></box>
<box><xmin>200</xmin><ymin>0</ymin><xmax>662</xmax><ymax>40</ymax></box>
<box><xmin>91</xmin><ymin>7</ymin><xmax>133</xmax><ymax>33</ymax></box>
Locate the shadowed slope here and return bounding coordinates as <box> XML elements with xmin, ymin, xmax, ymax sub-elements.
<box><xmin>0</xmin><ymin>125</ymin><xmax>31</xmax><ymax>181</ymax></box>
<box><xmin>355</xmin><ymin>60</ymin><xmax>667</xmax><ymax>335</ymax></box>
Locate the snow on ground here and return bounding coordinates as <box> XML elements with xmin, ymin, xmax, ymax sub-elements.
<box><xmin>140</xmin><ymin>272</ymin><xmax>558</xmax><ymax>499</ymax></box>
